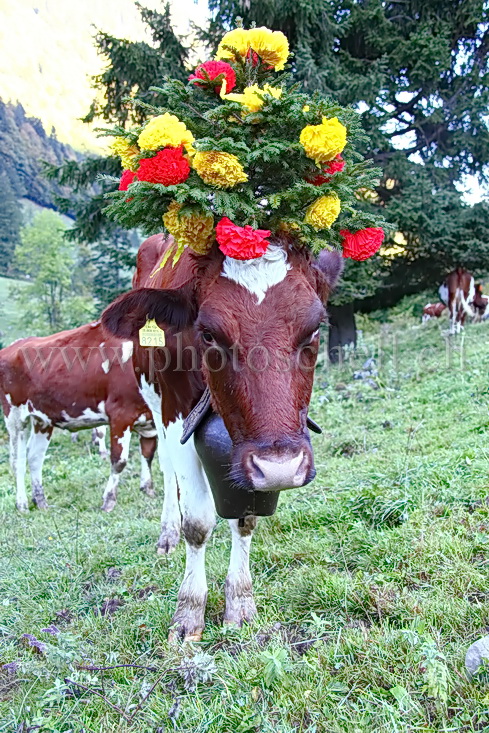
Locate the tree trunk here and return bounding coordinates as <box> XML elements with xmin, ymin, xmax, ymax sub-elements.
<box><xmin>327</xmin><ymin>303</ymin><xmax>357</xmax><ymax>363</ymax></box>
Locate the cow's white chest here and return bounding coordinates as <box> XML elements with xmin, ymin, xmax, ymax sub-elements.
<box><xmin>221</xmin><ymin>244</ymin><xmax>290</xmax><ymax>304</ymax></box>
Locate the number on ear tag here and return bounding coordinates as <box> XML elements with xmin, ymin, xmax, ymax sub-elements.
<box><xmin>139</xmin><ymin>319</ymin><xmax>166</xmax><ymax>347</ymax></box>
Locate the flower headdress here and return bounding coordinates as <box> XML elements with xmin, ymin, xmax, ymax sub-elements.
<box><xmin>105</xmin><ymin>25</ymin><xmax>387</xmax><ymax>263</ymax></box>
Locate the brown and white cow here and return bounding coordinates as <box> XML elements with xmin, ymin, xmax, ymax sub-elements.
<box><xmin>102</xmin><ymin>233</ymin><xmax>342</xmax><ymax>641</ymax></box>
<box><xmin>472</xmin><ymin>283</ymin><xmax>489</xmax><ymax>322</ymax></box>
<box><xmin>0</xmin><ymin>322</ymin><xmax>157</xmax><ymax>512</ymax></box>
<box><xmin>439</xmin><ymin>267</ymin><xmax>475</xmax><ymax>334</ymax></box>
<box><xmin>422</xmin><ymin>302</ymin><xmax>446</xmax><ymax>323</ymax></box>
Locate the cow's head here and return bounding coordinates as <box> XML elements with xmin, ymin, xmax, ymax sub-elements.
<box><xmin>102</xmin><ymin>237</ymin><xmax>342</xmax><ymax>492</ymax></box>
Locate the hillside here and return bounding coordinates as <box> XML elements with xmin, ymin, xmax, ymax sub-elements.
<box><xmin>1</xmin><ymin>312</ymin><xmax>489</xmax><ymax>730</ymax></box>
<box><xmin>0</xmin><ymin>99</ymin><xmax>82</xmax><ymax>212</ymax></box>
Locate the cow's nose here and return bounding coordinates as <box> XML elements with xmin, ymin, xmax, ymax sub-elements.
<box><xmin>247</xmin><ymin>450</ymin><xmax>310</xmax><ymax>491</ymax></box>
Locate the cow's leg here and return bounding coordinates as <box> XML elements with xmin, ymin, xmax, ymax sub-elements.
<box><xmin>101</xmin><ymin>425</ymin><xmax>131</xmax><ymax>512</ymax></box>
<box><xmin>165</xmin><ymin>422</ymin><xmax>216</xmax><ymax>642</ymax></box>
<box><xmin>92</xmin><ymin>426</ymin><xmax>108</xmax><ymax>458</ymax></box>
<box><xmin>224</xmin><ymin>517</ymin><xmax>258</xmax><ymax>627</ymax></box>
<box><xmin>27</xmin><ymin>424</ymin><xmax>53</xmax><ymax>510</ymax></box>
<box><xmin>449</xmin><ymin>298</ymin><xmax>457</xmax><ymax>335</ymax></box>
<box><xmin>139</xmin><ymin>435</ymin><xmax>156</xmax><ymax>497</ymax></box>
<box><xmin>151</xmin><ymin>414</ymin><xmax>181</xmax><ymax>554</ymax></box>
<box><xmin>5</xmin><ymin>406</ymin><xmax>30</xmax><ymax>512</ymax></box>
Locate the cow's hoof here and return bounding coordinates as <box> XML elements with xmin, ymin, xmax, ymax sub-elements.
<box><xmin>16</xmin><ymin>501</ymin><xmax>29</xmax><ymax>513</ymax></box>
<box><xmin>168</xmin><ymin>625</ymin><xmax>203</xmax><ymax>644</ymax></box>
<box><xmin>156</xmin><ymin>525</ymin><xmax>180</xmax><ymax>554</ymax></box>
<box><xmin>223</xmin><ymin>593</ymin><xmax>257</xmax><ymax>628</ymax></box>
<box><xmin>140</xmin><ymin>481</ymin><xmax>155</xmax><ymax>498</ymax></box>
<box><xmin>168</xmin><ymin>602</ymin><xmax>205</xmax><ymax>643</ymax></box>
<box><xmin>101</xmin><ymin>496</ymin><xmax>117</xmax><ymax>513</ymax></box>
<box><xmin>34</xmin><ymin>497</ymin><xmax>49</xmax><ymax>511</ymax></box>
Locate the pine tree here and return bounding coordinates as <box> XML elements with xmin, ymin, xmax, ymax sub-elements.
<box><xmin>203</xmin><ymin>0</ymin><xmax>489</xmax><ymax>304</ymax></box>
<box><xmin>45</xmin><ymin>3</ymin><xmax>191</xmax><ymax>306</ymax></box>
<box><xmin>0</xmin><ymin>170</ymin><xmax>22</xmax><ymax>272</ymax></box>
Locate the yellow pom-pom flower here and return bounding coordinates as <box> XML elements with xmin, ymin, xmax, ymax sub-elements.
<box><xmin>216</xmin><ymin>28</ymin><xmax>250</xmax><ymax>60</ymax></box>
<box><xmin>163</xmin><ymin>201</ymin><xmax>214</xmax><ymax>255</ymax></box>
<box><xmin>305</xmin><ymin>194</ymin><xmax>341</xmax><ymax>230</ymax></box>
<box><xmin>111</xmin><ymin>138</ymin><xmax>140</xmax><ymax>171</ymax></box>
<box><xmin>300</xmin><ymin>117</ymin><xmax>347</xmax><ymax>164</ymax></box>
<box><xmin>193</xmin><ymin>151</ymin><xmax>247</xmax><ymax>188</ymax></box>
<box><xmin>216</xmin><ymin>26</ymin><xmax>289</xmax><ymax>71</ymax></box>
<box><xmin>222</xmin><ymin>84</ymin><xmax>282</xmax><ymax>113</ymax></box>
<box><xmin>138</xmin><ymin>113</ymin><xmax>194</xmax><ymax>153</ymax></box>
<box><xmin>247</xmin><ymin>27</ymin><xmax>289</xmax><ymax>71</ymax></box>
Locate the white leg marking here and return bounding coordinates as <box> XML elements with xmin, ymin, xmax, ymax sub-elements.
<box><xmin>224</xmin><ymin>518</ymin><xmax>258</xmax><ymax>626</ymax></box>
<box><xmin>92</xmin><ymin>426</ymin><xmax>108</xmax><ymax>458</ymax></box>
<box><xmin>139</xmin><ymin>376</ymin><xmax>181</xmax><ymax>553</ymax></box>
<box><xmin>139</xmin><ymin>441</ymin><xmax>155</xmax><ymax>496</ymax></box>
<box><xmin>27</xmin><ymin>428</ymin><xmax>51</xmax><ymax>509</ymax></box>
<box><xmin>165</xmin><ymin>419</ymin><xmax>216</xmax><ymax>642</ymax></box>
<box><xmin>101</xmin><ymin>428</ymin><xmax>132</xmax><ymax>512</ymax></box>
<box><xmin>5</xmin><ymin>406</ymin><xmax>30</xmax><ymax>511</ymax></box>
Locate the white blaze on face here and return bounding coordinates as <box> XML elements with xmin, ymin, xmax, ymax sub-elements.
<box><xmin>221</xmin><ymin>244</ymin><xmax>290</xmax><ymax>304</ymax></box>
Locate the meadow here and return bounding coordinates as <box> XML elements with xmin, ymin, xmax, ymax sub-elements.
<box><xmin>2</xmin><ymin>308</ymin><xmax>489</xmax><ymax>732</ymax></box>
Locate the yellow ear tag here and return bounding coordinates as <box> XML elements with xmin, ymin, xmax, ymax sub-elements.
<box><xmin>139</xmin><ymin>319</ymin><xmax>166</xmax><ymax>347</ymax></box>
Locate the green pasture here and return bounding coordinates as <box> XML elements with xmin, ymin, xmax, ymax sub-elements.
<box><xmin>0</xmin><ymin>276</ymin><xmax>29</xmax><ymax>346</ymax></box>
<box><xmin>2</xmin><ymin>310</ymin><xmax>489</xmax><ymax>731</ymax></box>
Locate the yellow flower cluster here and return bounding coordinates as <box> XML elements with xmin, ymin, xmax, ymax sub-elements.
<box><xmin>216</xmin><ymin>26</ymin><xmax>289</xmax><ymax>71</ymax></box>
<box><xmin>111</xmin><ymin>138</ymin><xmax>140</xmax><ymax>171</ymax></box>
<box><xmin>138</xmin><ymin>113</ymin><xmax>195</xmax><ymax>153</ymax></box>
<box><xmin>163</xmin><ymin>201</ymin><xmax>214</xmax><ymax>254</ymax></box>
<box><xmin>222</xmin><ymin>84</ymin><xmax>282</xmax><ymax>113</ymax></box>
<box><xmin>305</xmin><ymin>194</ymin><xmax>341</xmax><ymax>229</ymax></box>
<box><xmin>300</xmin><ymin>117</ymin><xmax>347</xmax><ymax>165</ymax></box>
<box><xmin>193</xmin><ymin>151</ymin><xmax>248</xmax><ymax>188</ymax></box>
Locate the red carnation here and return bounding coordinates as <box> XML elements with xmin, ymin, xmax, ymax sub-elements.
<box><xmin>189</xmin><ymin>60</ymin><xmax>236</xmax><ymax>93</ymax></box>
<box><xmin>136</xmin><ymin>147</ymin><xmax>190</xmax><ymax>186</ymax></box>
<box><xmin>340</xmin><ymin>227</ymin><xmax>385</xmax><ymax>261</ymax></box>
<box><xmin>309</xmin><ymin>156</ymin><xmax>345</xmax><ymax>186</ymax></box>
<box><xmin>216</xmin><ymin>217</ymin><xmax>271</xmax><ymax>260</ymax></box>
<box><xmin>119</xmin><ymin>169</ymin><xmax>137</xmax><ymax>191</ymax></box>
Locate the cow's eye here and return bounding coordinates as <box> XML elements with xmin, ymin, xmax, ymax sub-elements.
<box><xmin>305</xmin><ymin>328</ymin><xmax>320</xmax><ymax>344</ymax></box>
<box><xmin>201</xmin><ymin>331</ymin><xmax>215</xmax><ymax>344</ymax></box>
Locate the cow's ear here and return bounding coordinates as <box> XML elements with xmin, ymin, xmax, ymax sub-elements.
<box><xmin>313</xmin><ymin>250</ymin><xmax>344</xmax><ymax>302</ymax></box>
<box><xmin>101</xmin><ymin>287</ymin><xmax>197</xmax><ymax>340</ymax></box>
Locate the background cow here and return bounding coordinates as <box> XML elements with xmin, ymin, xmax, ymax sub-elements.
<box><xmin>439</xmin><ymin>267</ymin><xmax>475</xmax><ymax>333</ymax></box>
<box><xmin>102</xmin><ymin>233</ymin><xmax>342</xmax><ymax>641</ymax></box>
<box><xmin>472</xmin><ymin>283</ymin><xmax>489</xmax><ymax>322</ymax></box>
<box><xmin>422</xmin><ymin>302</ymin><xmax>447</xmax><ymax>323</ymax></box>
<box><xmin>0</xmin><ymin>322</ymin><xmax>157</xmax><ymax>512</ymax></box>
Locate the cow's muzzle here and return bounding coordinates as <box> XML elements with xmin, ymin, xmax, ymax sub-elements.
<box><xmin>237</xmin><ymin>439</ymin><xmax>316</xmax><ymax>492</ymax></box>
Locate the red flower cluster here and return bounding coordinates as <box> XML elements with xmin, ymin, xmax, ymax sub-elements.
<box><xmin>119</xmin><ymin>169</ymin><xmax>137</xmax><ymax>191</ymax></box>
<box><xmin>137</xmin><ymin>147</ymin><xmax>190</xmax><ymax>186</ymax></box>
<box><xmin>309</xmin><ymin>156</ymin><xmax>345</xmax><ymax>185</ymax></box>
<box><xmin>189</xmin><ymin>60</ymin><xmax>236</xmax><ymax>93</ymax></box>
<box><xmin>216</xmin><ymin>217</ymin><xmax>271</xmax><ymax>260</ymax></box>
<box><xmin>340</xmin><ymin>227</ymin><xmax>385</xmax><ymax>261</ymax></box>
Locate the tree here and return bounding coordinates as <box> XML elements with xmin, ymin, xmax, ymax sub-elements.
<box><xmin>12</xmin><ymin>210</ymin><xmax>95</xmax><ymax>334</ymax></box>
<box><xmin>203</xmin><ymin>0</ymin><xmax>489</xmax><ymax>305</ymax></box>
<box><xmin>46</xmin><ymin>3</ymin><xmax>191</xmax><ymax>305</ymax></box>
<box><xmin>0</xmin><ymin>170</ymin><xmax>22</xmax><ymax>272</ymax></box>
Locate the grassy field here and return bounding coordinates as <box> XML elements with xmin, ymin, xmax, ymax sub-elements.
<box><xmin>2</xmin><ymin>311</ymin><xmax>489</xmax><ymax>732</ymax></box>
<box><xmin>0</xmin><ymin>276</ymin><xmax>29</xmax><ymax>346</ymax></box>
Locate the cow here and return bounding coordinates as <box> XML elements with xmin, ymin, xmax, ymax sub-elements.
<box><xmin>422</xmin><ymin>302</ymin><xmax>446</xmax><ymax>323</ymax></box>
<box><xmin>0</xmin><ymin>322</ymin><xmax>157</xmax><ymax>513</ymax></box>
<box><xmin>101</xmin><ymin>233</ymin><xmax>343</xmax><ymax>641</ymax></box>
<box><xmin>439</xmin><ymin>268</ymin><xmax>475</xmax><ymax>334</ymax></box>
<box><xmin>472</xmin><ymin>284</ymin><xmax>489</xmax><ymax>322</ymax></box>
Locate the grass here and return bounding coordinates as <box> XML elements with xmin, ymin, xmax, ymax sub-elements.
<box><xmin>2</xmin><ymin>310</ymin><xmax>489</xmax><ymax>731</ymax></box>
